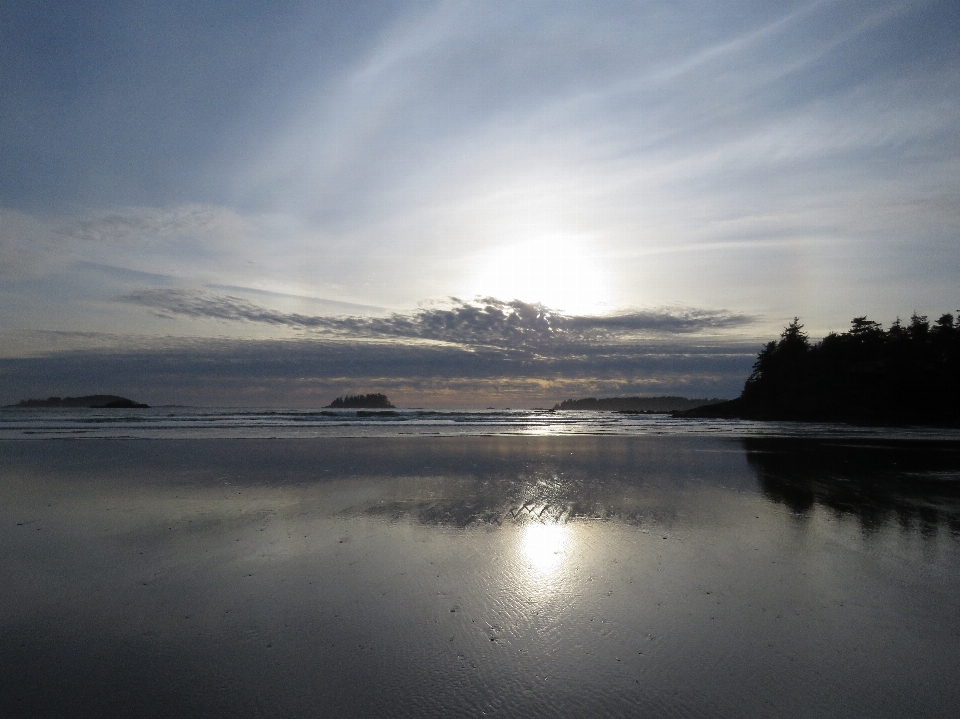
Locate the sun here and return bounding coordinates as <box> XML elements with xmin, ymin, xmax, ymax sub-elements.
<box><xmin>462</xmin><ymin>235</ymin><xmax>612</xmax><ymax>315</ymax></box>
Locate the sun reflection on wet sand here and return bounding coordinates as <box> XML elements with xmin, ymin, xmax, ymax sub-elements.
<box><xmin>521</xmin><ymin>522</ymin><xmax>568</xmax><ymax>574</ymax></box>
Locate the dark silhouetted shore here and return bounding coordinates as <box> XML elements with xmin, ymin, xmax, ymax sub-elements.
<box><xmin>9</xmin><ymin>395</ymin><xmax>149</xmax><ymax>409</ymax></box>
<box><xmin>677</xmin><ymin>312</ymin><xmax>960</xmax><ymax>426</ymax></box>
<box><xmin>553</xmin><ymin>396</ymin><xmax>726</xmax><ymax>412</ymax></box>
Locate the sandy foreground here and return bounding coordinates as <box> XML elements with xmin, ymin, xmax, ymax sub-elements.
<box><xmin>2</xmin><ymin>435</ymin><xmax>959</xmax><ymax>718</ymax></box>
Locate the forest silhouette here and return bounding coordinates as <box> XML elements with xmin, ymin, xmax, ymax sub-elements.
<box><xmin>684</xmin><ymin>312</ymin><xmax>960</xmax><ymax>425</ymax></box>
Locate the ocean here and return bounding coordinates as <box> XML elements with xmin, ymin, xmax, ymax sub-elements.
<box><xmin>3</xmin><ymin>406</ymin><xmax>960</xmax><ymax>440</ymax></box>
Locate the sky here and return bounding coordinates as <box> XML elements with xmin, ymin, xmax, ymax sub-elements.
<box><xmin>1</xmin><ymin>0</ymin><xmax>958</xmax><ymax>407</ymax></box>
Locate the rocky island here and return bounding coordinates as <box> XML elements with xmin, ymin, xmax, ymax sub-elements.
<box><xmin>10</xmin><ymin>395</ymin><xmax>150</xmax><ymax>408</ymax></box>
<box><xmin>325</xmin><ymin>393</ymin><xmax>396</xmax><ymax>409</ymax></box>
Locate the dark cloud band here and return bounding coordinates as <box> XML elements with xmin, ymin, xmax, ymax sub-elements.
<box><xmin>0</xmin><ymin>334</ymin><xmax>757</xmax><ymax>407</ymax></box>
<box><xmin>120</xmin><ymin>289</ymin><xmax>755</xmax><ymax>349</ymax></box>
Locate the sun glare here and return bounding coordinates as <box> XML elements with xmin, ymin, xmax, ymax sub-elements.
<box><xmin>463</xmin><ymin>236</ymin><xmax>612</xmax><ymax>315</ymax></box>
<box><xmin>521</xmin><ymin>522</ymin><xmax>568</xmax><ymax>574</ymax></box>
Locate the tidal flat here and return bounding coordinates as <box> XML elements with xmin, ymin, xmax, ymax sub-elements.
<box><xmin>2</xmin><ymin>435</ymin><xmax>959</xmax><ymax>718</ymax></box>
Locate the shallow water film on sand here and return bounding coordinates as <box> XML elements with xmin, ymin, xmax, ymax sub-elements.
<box><xmin>2</xmin><ymin>434</ymin><xmax>959</xmax><ymax>718</ymax></box>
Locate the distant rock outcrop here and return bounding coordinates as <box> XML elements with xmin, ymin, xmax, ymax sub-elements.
<box><xmin>10</xmin><ymin>395</ymin><xmax>150</xmax><ymax>408</ymax></box>
<box><xmin>552</xmin><ymin>396</ymin><xmax>726</xmax><ymax>412</ymax></box>
<box><xmin>325</xmin><ymin>393</ymin><xmax>396</xmax><ymax>409</ymax></box>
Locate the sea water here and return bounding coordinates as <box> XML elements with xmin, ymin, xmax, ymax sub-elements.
<box><xmin>3</xmin><ymin>406</ymin><xmax>960</xmax><ymax>440</ymax></box>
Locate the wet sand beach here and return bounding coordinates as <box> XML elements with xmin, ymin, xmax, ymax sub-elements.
<box><xmin>2</xmin><ymin>435</ymin><xmax>959</xmax><ymax>718</ymax></box>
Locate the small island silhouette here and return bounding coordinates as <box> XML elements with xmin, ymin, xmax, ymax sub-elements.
<box><xmin>678</xmin><ymin>312</ymin><xmax>960</xmax><ymax>426</ymax></box>
<box><xmin>10</xmin><ymin>395</ymin><xmax>150</xmax><ymax>409</ymax></box>
<box><xmin>553</xmin><ymin>396</ymin><xmax>725</xmax><ymax>413</ymax></box>
<box><xmin>325</xmin><ymin>393</ymin><xmax>396</xmax><ymax>409</ymax></box>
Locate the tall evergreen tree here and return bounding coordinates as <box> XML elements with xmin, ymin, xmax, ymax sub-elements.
<box><xmin>734</xmin><ymin>312</ymin><xmax>960</xmax><ymax>425</ymax></box>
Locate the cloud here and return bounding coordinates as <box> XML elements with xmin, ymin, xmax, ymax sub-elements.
<box><xmin>0</xmin><ymin>203</ymin><xmax>271</xmax><ymax>284</ymax></box>
<box><xmin>58</xmin><ymin>204</ymin><xmax>255</xmax><ymax>247</ymax></box>
<box><xmin>3</xmin><ymin>291</ymin><xmax>760</xmax><ymax>407</ymax></box>
<box><xmin>0</xmin><ymin>208</ymin><xmax>55</xmax><ymax>279</ymax></box>
<box><xmin>5</xmin><ymin>0</ymin><xmax>959</xmax><ymax>342</ymax></box>
<box><xmin>119</xmin><ymin>289</ymin><xmax>756</xmax><ymax>349</ymax></box>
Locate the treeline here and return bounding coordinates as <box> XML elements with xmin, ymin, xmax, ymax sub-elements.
<box><xmin>325</xmin><ymin>393</ymin><xmax>395</xmax><ymax>409</ymax></box>
<box><xmin>697</xmin><ymin>313</ymin><xmax>960</xmax><ymax>425</ymax></box>
<box><xmin>553</xmin><ymin>396</ymin><xmax>725</xmax><ymax>412</ymax></box>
